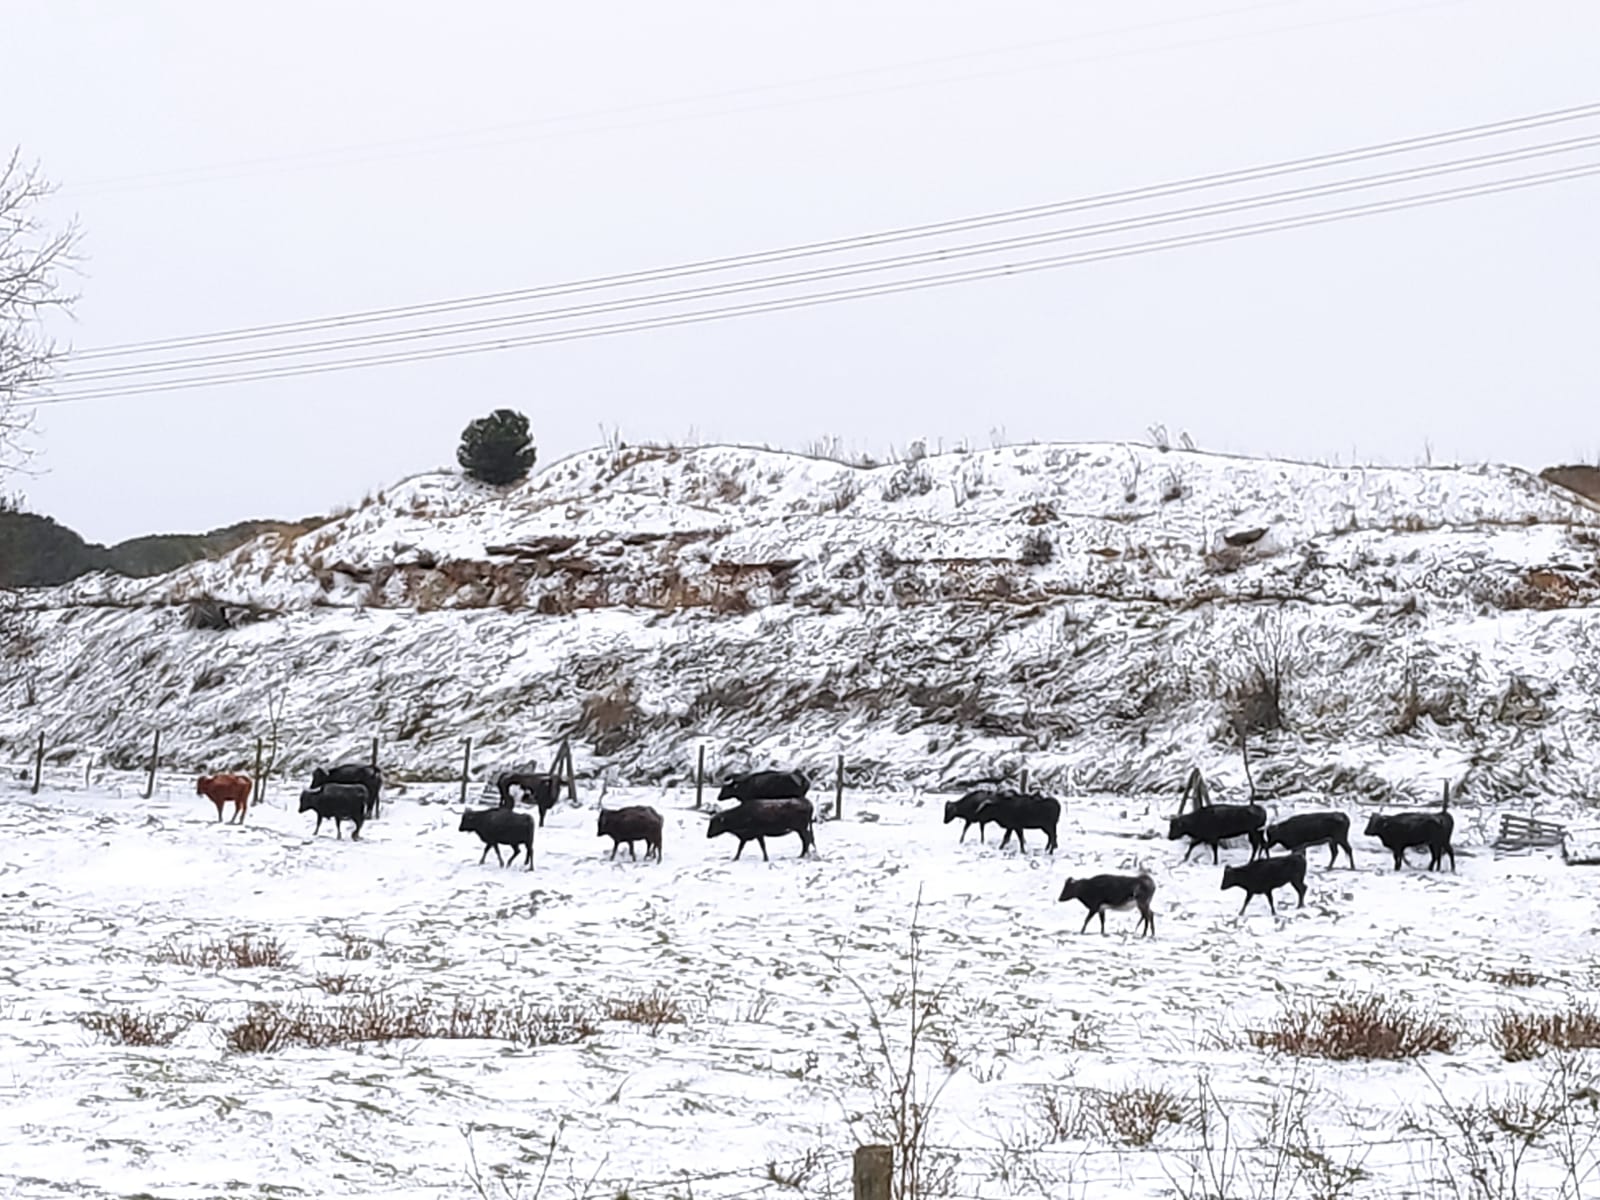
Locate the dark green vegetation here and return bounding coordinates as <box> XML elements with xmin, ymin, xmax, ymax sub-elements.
<box><xmin>0</xmin><ymin>504</ymin><xmax>295</xmax><ymax>587</ymax></box>
<box><xmin>457</xmin><ymin>407</ymin><xmax>537</xmax><ymax>486</ymax></box>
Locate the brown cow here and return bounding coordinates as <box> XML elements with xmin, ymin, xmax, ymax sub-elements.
<box><xmin>197</xmin><ymin>774</ymin><xmax>252</xmax><ymax>824</ymax></box>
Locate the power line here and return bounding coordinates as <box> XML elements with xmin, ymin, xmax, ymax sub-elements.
<box><xmin>68</xmin><ymin>99</ymin><xmax>1600</xmax><ymax>362</ymax></box>
<box><xmin>29</xmin><ymin>158</ymin><xmax>1600</xmax><ymax>408</ymax></box>
<box><xmin>51</xmin><ymin>130</ymin><xmax>1600</xmax><ymax>386</ymax></box>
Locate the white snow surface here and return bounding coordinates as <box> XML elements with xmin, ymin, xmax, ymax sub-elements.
<box><xmin>1</xmin><ymin>774</ymin><xmax>1597</xmax><ymax>1200</ymax></box>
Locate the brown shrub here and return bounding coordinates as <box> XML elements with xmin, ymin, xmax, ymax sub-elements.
<box><xmin>602</xmin><ymin>988</ymin><xmax>686</xmax><ymax>1035</ymax></box>
<box><xmin>154</xmin><ymin>933</ymin><xmax>290</xmax><ymax>970</ymax></box>
<box><xmin>1492</xmin><ymin>1006</ymin><xmax>1600</xmax><ymax>1062</ymax></box>
<box><xmin>1250</xmin><ymin>995</ymin><xmax>1460</xmax><ymax>1061</ymax></box>
<box><xmin>226</xmin><ymin>995</ymin><xmax>598</xmax><ymax>1054</ymax></box>
<box><xmin>79</xmin><ymin>1007</ymin><xmax>198</xmax><ymax>1047</ymax></box>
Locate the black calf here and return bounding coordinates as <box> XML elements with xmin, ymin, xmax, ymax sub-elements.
<box><xmin>1221</xmin><ymin>850</ymin><xmax>1307</xmax><ymax>915</ymax></box>
<box><xmin>1264</xmin><ymin>811</ymin><xmax>1354</xmax><ymax>869</ymax></box>
<box><xmin>1168</xmin><ymin>803</ymin><xmax>1267</xmax><ymax>865</ymax></box>
<box><xmin>459</xmin><ymin>807</ymin><xmax>535</xmax><ymax>870</ymax></box>
<box><xmin>1058</xmin><ymin>872</ymin><xmax>1157</xmax><ymax>937</ymax></box>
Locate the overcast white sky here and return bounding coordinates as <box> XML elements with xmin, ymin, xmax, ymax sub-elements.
<box><xmin>5</xmin><ymin>0</ymin><xmax>1597</xmax><ymax>543</ymax></box>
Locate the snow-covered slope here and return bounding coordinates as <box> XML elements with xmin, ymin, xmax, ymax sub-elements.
<box><xmin>5</xmin><ymin>442</ymin><xmax>1600</xmax><ymax>815</ymax></box>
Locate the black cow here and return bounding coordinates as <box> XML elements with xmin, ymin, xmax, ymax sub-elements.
<box><xmin>1168</xmin><ymin>803</ymin><xmax>1267</xmax><ymax>864</ymax></box>
<box><xmin>299</xmin><ymin>784</ymin><xmax>369</xmax><ymax>840</ymax></box>
<box><xmin>1221</xmin><ymin>851</ymin><xmax>1308</xmax><ymax>915</ymax></box>
<box><xmin>497</xmin><ymin>771</ymin><xmax>559</xmax><ymax>825</ymax></box>
<box><xmin>1264</xmin><ymin>811</ymin><xmax>1354</xmax><ymax>869</ymax></box>
<box><xmin>707</xmin><ymin>796</ymin><xmax>815</xmax><ymax>861</ymax></box>
<box><xmin>717</xmin><ymin>770</ymin><xmax>810</xmax><ymax>805</ymax></box>
<box><xmin>311</xmin><ymin>764</ymin><xmax>384</xmax><ymax>819</ymax></box>
<box><xmin>1058</xmin><ymin>873</ymin><xmax>1157</xmax><ymax>937</ymax></box>
<box><xmin>597</xmin><ymin>806</ymin><xmax>663</xmax><ymax>861</ymax></box>
<box><xmin>1365</xmin><ymin>804</ymin><xmax>1455</xmax><ymax>872</ymax></box>
<box><xmin>943</xmin><ymin>789</ymin><xmax>1003</xmax><ymax>844</ymax></box>
<box><xmin>459</xmin><ymin>807</ymin><xmax>535</xmax><ymax>870</ymax></box>
<box><xmin>979</xmin><ymin>791</ymin><xmax>1060</xmax><ymax>853</ymax></box>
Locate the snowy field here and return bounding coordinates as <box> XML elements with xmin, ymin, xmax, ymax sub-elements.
<box><xmin>2</xmin><ymin>775</ymin><xmax>1598</xmax><ymax>1199</ymax></box>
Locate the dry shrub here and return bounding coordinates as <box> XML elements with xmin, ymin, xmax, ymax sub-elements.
<box><xmin>1090</xmin><ymin>1083</ymin><xmax>1192</xmax><ymax>1146</ymax></box>
<box><xmin>1250</xmin><ymin>995</ymin><xmax>1460</xmax><ymax>1061</ymax></box>
<box><xmin>1485</xmin><ymin>967</ymin><xmax>1544</xmax><ymax>988</ymax></box>
<box><xmin>154</xmin><ymin>933</ymin><xmax>290</xmax><ymax>970</ymax></box>
<box><xmin>226</xmin><ymin>995</ymin><xmax>598</xmax><ymax>1054</ymax></box>
<box><xmin>1492</xmin><ymin>1006</ymin><xmax>1600</xmax><ymax>1062</ymax></box>
<box><xmin>79</xmin><ymin>1007</ymin><xmax>198</xmax><ymax>1047</ymax></box>
<box><xmin>601</xmin><ymin>987</ymin><xmax>686</xmax><ymax>1035</ymax></box>
<box><xmin>314</xmin><ymin>971</ymin><xmax>376</xmax><ymax>996</ymax></box>
<box><xmin>1018</xmin><ymin>529</ymin><xmax>1054</xmax><ymax>566</ymax></box>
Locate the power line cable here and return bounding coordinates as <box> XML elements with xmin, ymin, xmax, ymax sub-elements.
<box><xmin>68</xmin><ymin>98</ymin><xmax>1600</xmax><ymax>362</ymax></box>
<box><xmin>30</xmin><ymin>157</ymin><xmax>1600</xmax><ymax>408</ymax></box>
<box><xmin>53</xmin><ymin>129</ymin><xmax>1600</xmax><ymax>385</ymax></box>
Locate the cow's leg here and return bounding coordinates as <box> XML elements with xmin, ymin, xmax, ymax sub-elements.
<box><xmin>480</xmin><ymin>844</ymin><xmax>493</xmax><ymax>864</ymax></box>
<box><xmin>1210</xmin><ymin>842</ymin><xmax>1221</xmax><ymax>865</ymax></box>
<box><xmin>524</xmin><ymin>841</ymin><xmax>534</xmax><ymax>870</ymax></box>
<box><xmin>1099</xmin><ymin>910</ymin><xmax>1109</xmax><ymax>936</ymax></box>
<box><xmin>1182</xmin><ymin>840</ymin><xmax>1199</xmax><ymax>863</ymax></box>
<box><xmin>609</xmin><ymin>842</ymin><xmax>619</xmax><ymax>861</ymax></box>
<box><xmin>1327</xmin><ymin>843</ymin><xmax>1339</xmax><ymax>870</ymax></box>
<box><xmin>1294</xmin><ymin>881</ymin><xmax>1306</xmax><ymax>908</ymax></box>
<box><xmin>1239</xmin><ymin>892</ymin><xmax>1254</xmax><ymax>915</ymax></box>
<box><xmin>1080</xmin><ymin>910</ymin><xmax>1094</xmax><ymax>935</ymax></box>
<box><xmin>758</xmin><ymin>837</ymin><xmax>770</xmax><ymax>862</ymax></box>
<box><xmin>732</xmin><ymin>839</ymin><xmax>746</xmax><ymax>861</ymax></box>
<box><xmin>1264</xmin><ymin>890</ymin><xmax>1277</xmax><ymax>915</ymax></box>
<box><xmin>628</xmin><ymin>842</ymin><xmax>637</xmax><ymax>861</ymax></box>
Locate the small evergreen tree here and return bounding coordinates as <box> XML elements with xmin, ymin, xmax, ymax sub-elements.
<box><xmin>457</xmin><ymin>408</ymin><xmax>537</xmax><ymax>486</ymax></box>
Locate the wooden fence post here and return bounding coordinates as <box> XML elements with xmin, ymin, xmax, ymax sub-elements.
<box><xmin>834</xmin><ymin>753</ymin><xmax>844</xmax><ymax>820</ymax></box>
<box><xmin>253</xmin><ymin>738</ymin><xmax>264</xmax><ymax>804</ymax></box>
<box><xmin>370</xmin><ymin>736</ymin><xmax>379</xmax><ymax>767</ymax></box>
<box><xmin>695</xmin><ymin>745</ymin><xmax>706</xmax><ymax>809</ymax></box>
<box><xmin>1020</xmin><ymin>767</ymin><xmax>1030</xmax><ymax>795</ymax></box>
<box><xmin>560</xmin><ymin>735</ymin><xmax>578</xmax><ymax>801</ymax></box>
<box><xmin>459</xmin><ymin>737</ymin><xmax>473</xmax><ymax>805</ymax></box>
<box><xmin>83</xmin><ymin>750</ymin><xmax>94</xmax><ymax>789</ymax></box>
<box><xmin>143</xmin><ymin>730</ymin><xmax>160</xmax><ymax>801</ymax></box>
<box><xmin>31</xmin><ymin>732</ymin><xmax>44</xmax><ymax>795</ymax></box>
<box><xmin>853</xmin><ymin>1145</ymin><xmax>892</xmax><ymax>1200</ymax></box>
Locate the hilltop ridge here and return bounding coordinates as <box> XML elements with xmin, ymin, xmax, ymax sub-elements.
<box><xmin>4</xmin><ymin>441</ymin><xmax>1599</xmax><ymax>811</ymax></box>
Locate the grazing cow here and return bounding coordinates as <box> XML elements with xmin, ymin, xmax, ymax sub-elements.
<box><xmin>197</xmin><ymin>774</ymin><xmax>251</xmax><ymax>824</ymax></box>
<box><xmin>1058</xmin><ymin>873</ymin><xmax>1157</xmax><ymax>937</ymax></box>
<box><xmin>459</xmin><ymin>807</ymin><xmax>535</xmax><ymax>870</ymax></box>
<box><xmin>597</xmin><ymin>805</ymin><xmax>663</xmax><ymax>861</ymax></box>
<box><xmin>944</xmin><ymin>789</ymin><xmax>1003</xmax><ymax>844</ymax></box>
<box><xmin>1221</xmin><ymin>850</ymin><xmax>1308</xmax><ymax>915</ymax></box>
<box><xmin>298</xmin><ymin>784</ymin><xmax>369</xmax><ymax>840</ymax></box>
<box><xmin>311</xmin><ymin>764</ymin><xmax>384</xmax><ymax>819</ymax></box>
<box><xmin>496</xmin><ymin>772</ymin><xmax>559</xmax><ymax>825</ymax></box>
<box><xmin>1167</xmin><ymin>802</ymin><xmax>1267</xmax><ymax>865</ymax></box>
<box><xmin>707</xmin><ymin>796</ymin><xmax>815</xmax><ymax>861</ymax></box>
<box><xmin>1264</xmin><ymin>811</ymin><xmax>1354</xmax><ymax>869</ymax></box>
<box><xmin>980</xmin><ymin>791</ymin><xmax>1061</xmax><ymax>853</ymax></box>
<box><xmin>1365</xmin><ymin>788</ymin><xmax>1455</xmax><ymax>871</ymax></box>
<box><xmin>717</xmin><ymin>769</ymin><xmax>810</xmax><ymax>805</ymax></box>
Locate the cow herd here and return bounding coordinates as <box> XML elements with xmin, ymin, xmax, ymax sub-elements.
<box><xmin>944</xmin><ymin>778</ymin><xmax>1459</xmax><ymax>935</ymax></box>
<box><xmin>190</xmin><ymin>761</ymin><xmax>1460</xmax><ymax>935</ymax></box>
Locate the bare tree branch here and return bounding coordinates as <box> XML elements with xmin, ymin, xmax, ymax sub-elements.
<box><xmin>1</xmin><ymin>147</ymin><xmax>82</xmax><ymax>474</ymax></box>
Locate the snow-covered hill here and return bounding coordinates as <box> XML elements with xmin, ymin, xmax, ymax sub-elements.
<box><xmin>5</xmin><ymin>442</ymin><xmax>1600</xmax><ymax>815</ymax></box>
